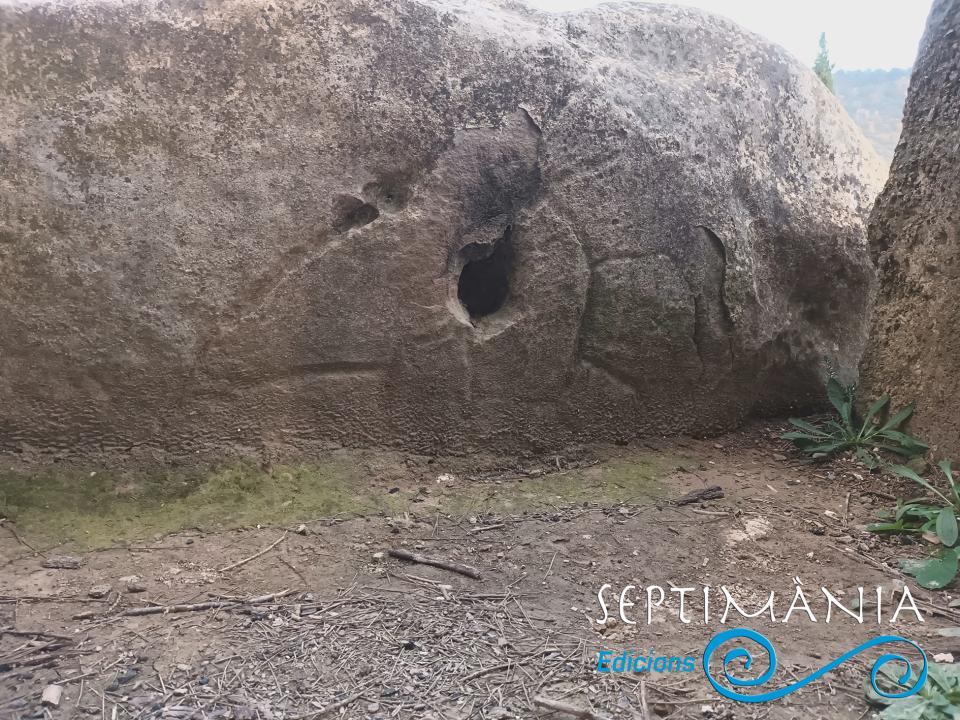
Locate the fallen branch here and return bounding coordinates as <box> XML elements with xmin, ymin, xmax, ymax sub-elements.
<box><xmin>674</xmin><ymin>486</ymin><xmax>724</xmax><ymax>506</ymax></box>
<box><xmin>533</xmin><ymin>695</ymin><xmax>612</xmax><ymax>720</ymax></box>
<box><xmin>388</xmin><ymin>548</ymin><xmax>481</xmax><ymax>580</ymax></box>
<box><xmin>124</xmin><ymin>589</ymin><xmax>294</xmax><ymax>616</ymax></box>
<box><xmin>218</xmin><ymin>532</ymin><xmax>287</xmax><ymax>573</ymax></box>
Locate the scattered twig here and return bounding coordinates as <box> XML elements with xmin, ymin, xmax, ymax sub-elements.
<box><xmin>687</xmin><ymin>508</ymin><xmax>730</xmax><ymax>517</ymax></box>
<box><xmin>861</xmin><ymin>489</ymin><xmax>897</xmax><ymax>502</ymax></box>
<box><xmin>218</xmin><ymin>532</ymin><xmax>287</xmax><ymax>573</ymax></box>
<box><xmin>290</xmin><ymin>689</ymin><xmax>367</xmax><ymax>718</ymax></box>
<box><xmin>533</xmin><ymin>695</ymin><xmax>611</xmax><ymax>720</ymax></box>
<box><xmin>107</xmin><ymin>590</ymin><xmax>295</xmax><ymax>618</ymax></box>
<box><xmin>461</xmin><ymin>660</ymin><xmax>515</xmax><ymax>683</ymax></box>
<box><xmin>469</xmin><ymin>523</ymin><xmax>505</xmax><ymax>534</ymax></box>
<box><xmin>1</xmin><ymin>519</ymin><xmax>42</xmax><ymax>556</ymax></box>
<box><xmin>387</xmin><ymin>548</ymin><xmax>481</xmax><ymax>580</ymax></box>
<box><xmin>543</xmin><ymin>551</ymin><xmax>559</xmax><ymax>581</ymax></box>
<box><xmin>640</xmin><ymin>679</ymin><xmax>650</xmax><ymax>720</ymax></box>
<box><xmin>0</xmin><ymin>628</ymin><xmax>74</xmax><ymax>642</ymax></box>
<box><xmin>123</xmin><ymin>601</ymin><xmax>232</xmax><ymax>617</ymax></box>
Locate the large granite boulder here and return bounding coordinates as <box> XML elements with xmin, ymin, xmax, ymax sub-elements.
<box><xmin>860</xmin><ymin>0</ymin><xmax>960</xmax><ymax>457</ymax></box>
<box><xmin>0</xmin><ymin>0</ymin><xmax>884</xmax><ymax>457</ymax></box>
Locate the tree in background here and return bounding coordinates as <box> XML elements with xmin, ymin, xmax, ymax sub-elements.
<box><xmin>814</xmin><ymin>32</ymin><xmax>836</xmax><ymax>93</ymax></box>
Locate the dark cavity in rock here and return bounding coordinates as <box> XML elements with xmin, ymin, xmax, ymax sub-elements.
<box><xmin>332</xmin><ymin>194</ymin><xmax>379</xmax><ymax>233</ymax></box>
<box><xmin>457</xmin><ymin>229</ymin><xmax>514</xmax><ymax>320</ymax></box>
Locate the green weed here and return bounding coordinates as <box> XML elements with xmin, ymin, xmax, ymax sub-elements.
<box><xmin>869</xmin><ymin>461</ymin><xmax>960</xmax><ymax>589</ymax></box>
<box><xmin>868</xmin><ymin>662</ymin><xmax>960</xmax><ymax>719</ymax></box>
<box><xmin>782</xmin><ymin>378</ymin><xmax>927</xmax><ymax>468</ymax></box>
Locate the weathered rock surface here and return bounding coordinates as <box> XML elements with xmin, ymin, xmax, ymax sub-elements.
<box><xmin>860</xmin><ymin>0</ymin><xmax>960</xmax><ymax>457</ymax></box>
<box><xmin>0</xmin><ymin>0</ymin><xmax>883</xmax><ymax>457</ymax></box>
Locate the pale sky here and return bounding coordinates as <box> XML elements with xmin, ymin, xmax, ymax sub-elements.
<box><xmin>524</xmin><ymin>0</ymin><xmax>931</xmax><ymax>70</ymax></box>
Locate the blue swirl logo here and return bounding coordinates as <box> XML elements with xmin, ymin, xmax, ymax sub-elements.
<box><xmin>703</xmin><ymin>628</ymin><xmax>927</xmax><ymax>703</ymax></box>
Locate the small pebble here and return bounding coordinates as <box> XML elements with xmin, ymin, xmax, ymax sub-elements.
<box><xmin>88</xmin><ymin>584</ymin><xmax>111</xmax><ymax>599</ymax></box>
<box><xmin>120</xmin><ymin>575</ymin><xmax>146</xmax><ymax>593</ymax></box>
<box><xmin>116</xmin><ymin>667</ymin><xmax>139</xmax><ymax>685</ymax></box>
<box><xmin>42</xmin><ymin>555</ymin><xmax>82</xmax><ymax>570</ymax></box>
<box><xmin>41</xmin><ymin>684</ymin><xmax>63</xmax><ymax>707</ymax></box>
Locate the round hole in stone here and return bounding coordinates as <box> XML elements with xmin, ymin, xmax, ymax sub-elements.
<box><xmin>457</xmin><ymin>230</ymin><xmax>514</xmax><ymax>320</ymax></box>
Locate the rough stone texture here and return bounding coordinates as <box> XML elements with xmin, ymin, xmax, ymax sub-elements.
<box><xmin>0</xmin><ymin>0</ymin><xmax>884</xmax><ymax>458</ymax></box>
<box><xmin>860</xmin><ymin>0</ymin><xmax>960</xmax><ymax>458</ymax></box>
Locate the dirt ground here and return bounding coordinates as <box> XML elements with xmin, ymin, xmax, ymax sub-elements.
<box><xmin>1</xmin><ymin>422</ymin><xmax>957</xmax><ymax>720</ymax></box>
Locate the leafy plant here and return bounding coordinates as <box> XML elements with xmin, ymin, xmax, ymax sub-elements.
<box><xmin>869</xmin><ymin>462</ymin><xmax>960</xmax><ymax>589</ymax></box>
<box><xmin>867</xmin><ymin>662</ymin><xmax>960</xmax><ymax>719</ymax></box>
<box><xmin>782</xmin><ymin>379</ymin><xmax>928</xmax><ymax>468</ymax></box>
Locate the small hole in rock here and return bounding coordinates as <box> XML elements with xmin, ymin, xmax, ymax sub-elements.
<box><xmin>457</xmin><ymin>230</ymin><xmax>514</xmax><ymax>320</ymax></box>
<box><xmin>332</xmin><ymin>194</ymin><xmax>380</xmax><ymax>233</ymax></box>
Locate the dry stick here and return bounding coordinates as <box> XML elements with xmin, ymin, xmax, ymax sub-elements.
<box><xmin>461</xmin><ymin>660</ymin><xmax>515</xmax><ymax>683</ymax></box>
<box><xmin>639</xmin><ymin>680</ymin><xmax>650</xmax><ymax>720</ymax></box>
<box><xmin>218</xmin><ymin>532</ymin><xmax>287</xmax><ymax>573</ymax></box>
<box><xmin>687</xmin><ymin>508</ymin><xmax>730</xmax><ymax>517</ymax></box>
<box><xmin>59</xmin><ymin>661</ymin><xmax>122</xmax><ymax>687</ymax></box>
<box><xmin>123</xmin><ymin>601</ymin><xmax>231</xmax><ymax>617</ymax></box>
<box><xmin>533</xmin><ymin>695</ymin><xmax>612</xmax><ymax>720</ymax></box>
<box><xmin>1</xmin><ymin>628</ymin><xmax>74</xmax><ymax>643</ymax></box>
<box><xmin>387</xmin><ymin>548</ymin><xmax>481</xmax><ymax>580</ymax></box>
<box><xmin>279</xmin><ymin>544</ymin><xmax>308</xmax><ymax>586</ymax></box>
<box><xmin>5</xmin><ymin>649</ymin><xmax>83</xmax><ymax>668</ymax></box>
<box><xmin>121</xmin><ymin>589</ymin><xmax>294</xmax><ymax>617</ymax></box>
<box><xmin>470</xmin><ymin>523</ymin><xmax>506</xmax><ymax>534</ymax></box>
<box><xmin>289</xmin><ymin>689</ymin><xmax>367</xmax><ymax>719</ymax></box>
<box><xmin>861</xmin><ymin>489</ymin><xmax>897</xmax><ymax>502</ymax></box>
<box><xmin>1</xmin><ymin>520</ymin><xmax>42</xmax><ymax>556</ymax></box>
<box><xmin>543</xmin><ymin>551</ymin><xmax>559</xmax><ymax>581</ymax></box>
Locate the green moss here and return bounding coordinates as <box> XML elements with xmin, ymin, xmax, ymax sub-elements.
<box><xmin>0</xmin><ymin>460</ymin><xmax>404</xmax><ymax>550</ymax></box>
<box><xmin>422</xmin><ymin>453</ymin><xmax>677</xmax><ymax>516</ymax></box>
<box><xmin>0</xmin><ymin>451</ymin><xmax>681</xmax><ymax>550</ymax></box>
